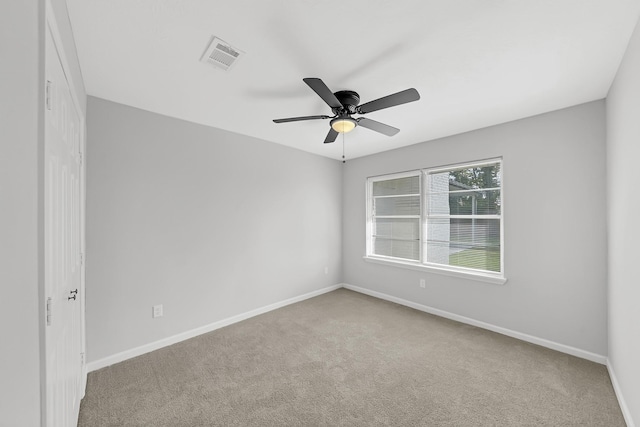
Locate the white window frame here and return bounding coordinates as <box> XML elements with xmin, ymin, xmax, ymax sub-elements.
<box><xmin>365</xmin><ymin>158</ymin><xmax>506</xmax><ymax>285</ymax></box>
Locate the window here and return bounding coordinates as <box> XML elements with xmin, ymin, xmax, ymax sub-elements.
<box><xmin>366</xmin><ymin>159</ymin><xmax>504</xmax><ymax>283</ymax></box>
<box><xmin>368</xmin><ymin>171</ymin><xmax>422</xmax><ymax>261</ymax></box>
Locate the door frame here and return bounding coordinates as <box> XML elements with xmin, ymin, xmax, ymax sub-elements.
<box><xmin>44</xmin><ymin>0</ymin><xmax>87</xmax><ymax>408</ymax></box>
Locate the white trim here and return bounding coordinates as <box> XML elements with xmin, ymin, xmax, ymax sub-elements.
<box><xmin>499</xmin><ymin>159</ymin><xmax>505</xmax><ymax>275</ymax></box>
<box><xmin>363</xmin><ymin>256</ymin><xmax>507</xmax><ymax>285</ymax></box>
<box><xmin>373</xmin><ymin>193</ymin><xmax>420</xmax><ymax>199</ymax></box>
<box><xmin>87</xmin><ymin>284</ymin><xmax>342</xmax><ymax>372</ymax></box>
<box><xmin>374</xmin><ymin>215</ymin><xmax>421</xmax><ymax>219</ymax></box>
<box><xmin>367</xmin><ymin>169</ymin><xmax>422</xmax><ymax>182</ymax></box>
<box><xmin>342</xmin><ymin>283</ymin><xmax>606</xmax><ymax>364</ymax></box>
<box><xmin>427</xmin><ymin>214</ymin><xmax>502</xmax><ymax>220</ymax></box>
<box><xmin>607</xmin><ymin>359</ymin><xmax>636</xmax><ymax>427</ymax></box>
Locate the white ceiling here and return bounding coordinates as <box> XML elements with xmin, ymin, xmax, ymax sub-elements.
<box><xmin>66</xmin><ymin>0</ymin><xmax>640</xmax><ymax>160</ymax></box>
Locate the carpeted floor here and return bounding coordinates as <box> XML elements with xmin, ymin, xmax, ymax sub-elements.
<box><xmin>78</xmin><ymin>289</ymin><xmax>625</xmax><ymax>426</ymax></box>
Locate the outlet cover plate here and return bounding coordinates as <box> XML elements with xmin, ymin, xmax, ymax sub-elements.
<box><xmin>153</xmin><ymin>304</ymin><xmax>163</xmax><ymax>318</ymax></box>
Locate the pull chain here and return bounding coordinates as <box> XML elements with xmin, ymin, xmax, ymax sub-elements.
<box><xmin>342</xmin><ymin>132</ymin><xmax>346</xmax><ymax>163</ymax></box>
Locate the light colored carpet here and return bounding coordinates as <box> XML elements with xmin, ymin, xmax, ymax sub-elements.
<box><xmin>78</xmin><ymin>289</ymin><xmax>624</xmax><ymax>426</ymax></box>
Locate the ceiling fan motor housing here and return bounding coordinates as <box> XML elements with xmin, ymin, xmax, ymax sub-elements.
<box><xmin>334</xmin><ymin>90</ymin><xmax>360</xmax><ymax>114</ymax></box>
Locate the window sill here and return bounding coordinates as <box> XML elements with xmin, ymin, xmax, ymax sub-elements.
<box><xmin>362</xmin><ymin>256</ymin><xmax>508</xmax><ymax>285</ymax></box>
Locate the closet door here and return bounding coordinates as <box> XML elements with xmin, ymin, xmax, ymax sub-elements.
<box><xmin>44</xmin><ymin>23</ymin><xmax>84</xmax><ymax>427</ymax></box>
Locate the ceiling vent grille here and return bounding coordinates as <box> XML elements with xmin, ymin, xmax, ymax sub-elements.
<box><xmin>201</xmin><ymin>37</ymin><xmax>244</xmax><ymax>71</ymax></box>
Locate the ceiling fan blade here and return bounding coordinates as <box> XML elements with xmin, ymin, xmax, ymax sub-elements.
<box><xmin>357</xmin><ymin>118</ymin><xmax>400</xmax><ymax>136</ymax></box>
<box><xmin>324</xmin><ymin>128</ymin><xmax>339</xmax><ymax>144</ymax></box>
<box><xmin>303</xmin><ymin>78</ymin><xmax>343</xmax><ymax>110</ymax></box>
<box><xmin>357</xmin><ymin>88</ymin><xmax>420</xmax><ymax>114</ymax></box>
<box><xmin>273</xmin><ymin>115</ymin><xmax>331</xmax><ymax>123</ymax></box>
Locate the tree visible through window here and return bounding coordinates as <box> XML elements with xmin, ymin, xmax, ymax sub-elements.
<box><xmin>367</xmin><ymin>159</ymin><xmax>503</xmax><ymax>278</ymax></box>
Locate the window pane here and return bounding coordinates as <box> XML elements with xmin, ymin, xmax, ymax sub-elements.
<box><xmin>373</xmin><ymin>218</ymin><xmax>420</xmax><ymax>261</ymax></box>
<box><xmin>374</xmin><ymin>238</ymin><xmax>420</xmax><ymax>260</ymax></box>
<box><xmin>447</xmin><ymin>163</ymin><xmax>501</xmax><ymax>190</ymax></box>
<box><xmin>374</xmin><ymin>218</ymin><xmax>419</xmax><ymax>240</ymax></box>
<box><xmin>373</xmin><ymin>175</ymin><xmax>419</xmax><ymax>196</ymax></box>
<box><xmin>375</xmin><ymin>195</ymin><xmax>420</xmax><ymax>216</ymax></box>
<box><xmin>427</xmin><ymin>189</ymin><xmax>501</xmax><ymax>215</ymax></box>
<box><xmin>426</xmin><ymin>218</ymin><xmax>501</xmax><ymax>272</ymax></box>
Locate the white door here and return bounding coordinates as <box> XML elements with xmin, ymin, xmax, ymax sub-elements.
<box><xmin>45</xmin><ymin>24</ymin><xmax>84</xmax><ymax>427</ymax></box>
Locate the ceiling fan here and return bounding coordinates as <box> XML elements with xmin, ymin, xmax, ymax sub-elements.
<box><xmin>273</xmin><ymin>78</ymin><xmax>420</xmax><ymax>144</ymax></box>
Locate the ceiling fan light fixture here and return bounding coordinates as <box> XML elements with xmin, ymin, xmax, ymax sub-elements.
<box><xmin>331</xmin><ymin>117</ymin><xmax>357</xmax><ymax>133</ymax></box>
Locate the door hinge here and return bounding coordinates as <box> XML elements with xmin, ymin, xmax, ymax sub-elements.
<box><xmin>45</xmin><ymin>80</ymin><xmax>52</xmax><ymax>111</ymax></box>
<box><xmin>80</xmin><ymin>352</ymin><xmax>85</xmax><ymax>365</ymax></box>
<box><xmin>46</xmin><ymin>297</ymin><xmax>52</xmax><ymax>326</ymax></box>
<box><xmin>80</xmin><ymin>252</ymin><xmax>84</xmax><ymax>266</ymax></box>
<box><xmin>79</xmin><ymin>151</ymin><xmax>83</xmax><ymax>166</ymax></box>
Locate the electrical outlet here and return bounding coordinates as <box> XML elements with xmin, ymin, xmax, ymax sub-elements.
<box><xmin>324</xmin><ymin>266</ymin><xmax>329</xmax><ymax>275</ymax></box>
<box><xmin>419</xmin><ymin>279</ymin><xmax>426</xmax><ymax>288</ymax></box>
<box><xmin>152</xmin><ymin>304</ymin><xmax>163</xmax><ymax>318</ymax></box>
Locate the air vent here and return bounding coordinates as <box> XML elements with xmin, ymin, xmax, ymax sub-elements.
<box><xmin>201</xmin><ymin>37</ymin><xmax>244</xmax><ymax>71</ymax></box>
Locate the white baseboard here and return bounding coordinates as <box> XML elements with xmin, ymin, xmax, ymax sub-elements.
<box><xmin>342</xmin><ymin>283</ymin><xmax>607</xmax><ymax>365</ymax></box>
<box><xmin>87</xmin><ymin>284</ymin><xmax>342</xmax><ymax>372</ymax></box>
<box><xmin>88</xmin><ymin>282</ymin><xmax>608</xmax><ymax>373</ymax></box>
<box><xmin>607</xmin><ymin>359</ymin><xmax>636</xmax><ymax>427</ymax></box>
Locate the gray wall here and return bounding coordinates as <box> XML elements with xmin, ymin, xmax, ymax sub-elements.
<box><xmin>0</xmin><ymin>2</ymin><xmax>43</xmax><ymax>425</ymax></box>
<box><xmin>86</xmin><ymin>97</ymin><xmax>342</xmax><ymax>363</ymax></box>
<box><xmin>343</xmin><ymin>100</ymin><xmax>608</xmax><ymax>356</ymax></box>
<box><xmin>607</xmin><ymin>14</ymin><xmax>640</xmax><ymax>426</ymax></box>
